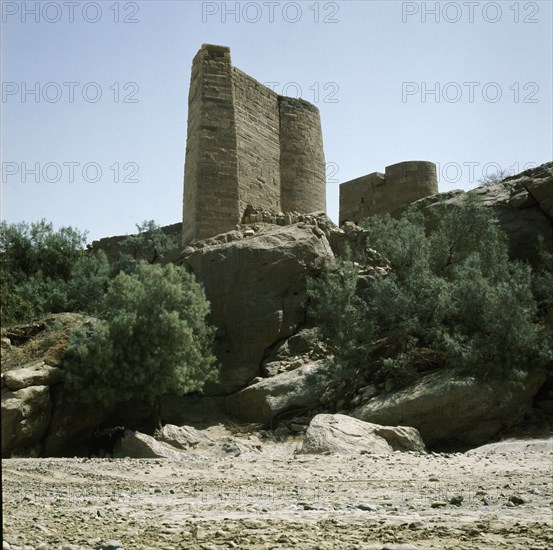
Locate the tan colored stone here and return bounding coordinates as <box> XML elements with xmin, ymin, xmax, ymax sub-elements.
<box><xmin>182</xmin><ymin>44</ymin><xmax>326</xmax><ymax>244</ymax></box>
<box><xmin>3</xmin><ymin>362</ymin><xmax>63</xmax><ymax>390</ymax></box>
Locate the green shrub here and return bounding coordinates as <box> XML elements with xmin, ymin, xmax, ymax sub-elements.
<box><xmin>110</xmin><ymin>220</ymin><xmax>177</xmax><ymax>276</ymax></box>
<box><xmin>307</xmin><ymin>260</ymin><xmax>372</xmax><ymax>379</ymax></box>
<box><xmin>1</xmin><ymin>220</ymin><xmax>94</xmax><ymax>324</ymax></box>
<box><xmin>1</xmin><ymin>219</ymin><xmax>86</xmax><ymax>284</ymax></box>
<box><xmin>0</xmin><ymin>219</ymin><xmax>171</xmax><ymax>325</ymax></box>
<box><xmin>63</xmin><ymin>262</ymin><xmax>218</xmax><ymax>414</ymax></box>
<box><xmin>309</xmin><ymin>200</ymin><xmax>550</xmax><ymax>385</ymax></box>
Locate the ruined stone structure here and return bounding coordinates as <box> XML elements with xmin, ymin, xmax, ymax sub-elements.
<box><xmin>339</xmin><ymin>161</ymin><xmax>438</xmax><ymax>225</ymax></box>
<box><xmin>182</xmin><ymin>44</ymin><xmax>326</xmax><ymax>244</ymax></box>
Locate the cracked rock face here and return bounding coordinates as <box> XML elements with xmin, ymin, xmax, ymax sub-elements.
<box><xmin>414</xmin><ymin>162</ymin><xmax>553</xmax><ymax>265</ymax></box>
<box><xmin>299</xmin><ymin>413</ymin><xmax>426</xmax><ymax>455</ymax></box>
<box><xmin>352</xmin><ymin>367</ymin><xmax>545</xmax><ymax>447</ymax></box>
<box><xmin>178</xmin><ymin>222</ymin><xmax>335</xmax><ymax>394</ymax></box>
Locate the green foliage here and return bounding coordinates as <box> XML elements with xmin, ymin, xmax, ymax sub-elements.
<box><xmin>307</xmin><ymin>260</ymin><xmax>371</xmax><ymax>378</ymax></box>
<box><xmin>112</xmin><ymin>220</ymin><xmax>177</xmax><ymax>275</ymax></box>
<box><xmin>532</xmin><ymin>243</ymin><xmax>553</xmax><ymax>368</ymax></box>
<box><xmin>0</xmin><ymin>284</ymin><xmax>36</xmax><ymax>327</ymax></box>
<box><xmin>1</xmin><ymin>219</ymin><xmax>86</xmax><ymax>284</ymax></box>
<box><xmin>0</xmin><ymin>218</ymin><xmax>174</xmax><ymax>325</ymax></box>
<box><xmin>309</xmin><ymin>199</ymin><xmax>550</xmax><ymax>385</ymax></box>
<box><xmin>63</xmin><ymin>262</ymin><xmax>218</xmax><ymax>407</ymax></box>
<box><xmin>0</xmin><ymin>219</ymin><xmax>98</xmax><ymax>325</ymax></box>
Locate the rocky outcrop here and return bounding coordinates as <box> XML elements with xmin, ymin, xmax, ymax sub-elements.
<box><xmin>1</xmin><ymin>314</ymin><xmax>110</xmax><ymax>458</ymax></box>
<box><xmin>178</xmin><ymin>221</ymin><xmax>334</xmax><ymax>393</ymax></box>
<box><xmin>415</xmin><ymin>162</ymin><xmax>553</xmax><ymax>265</ymax></box>
<box><xmin>155</xmin><ymin>424</ymin><xmax>213</xmax><ymax>449</ymax></box>
<box><xmin>3</xmin><ymin>362</ymin><xmax>63</xmax><ymax>390</ymax></box>
<box><xmin>465</xmin><ymin>437</ymin><xmax>553</xmax><ymax>456</ymax></box>
<box><xmin>300</xmin><ymin>414</ymin><xmax>425</xmax><ymax>455</ymax></box>
<box><xmin>225</xmin><ymin>360</ymin><xmax>332</xmax><ymax>424</ymax></box>
<box><xmin>1</xmin><ymin>385</ymin><xmax>51</xmax><ymax>457</ymax></box>
<box><xmin>352</xmin><ymin>368</ymin><xmax>546</xmax><ymax>447</ymax></box>
<box><xmin>116</xmin><ymin>431</ymin><xmax>183</xmax><ymax>459</ymax></box>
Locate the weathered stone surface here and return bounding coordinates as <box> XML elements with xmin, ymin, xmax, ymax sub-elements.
<box><xmin>155</xmin><ymin>424</ymin><xmax>213</xmax><ymax>449</ymax></box>
<box><xmin>340</xmin><ymin>161</ymin><xmax>438</xmax><ymax>224</ymax></box>
<box><xmin>465</xmin><ymin>437</ymin><xmax>553</xmax><ymax>456</ymax></box>
<box><xmin>1</xmin><ymin>385</ymin><xmax>51</xmax><ymax>457</ymax></box>
<box><xmin>1</xmin><ymin>314</ymin><xmax>111</xmax><ymax>458</ymax></box>
<box><xmin>3</xmin><ymin>362</ymin><xmax>63</xmax><ymax>390</ymax></box>
<box><xmin>91</xmin><ymin>222</ymin><xmax>181</xmax><ymax>264</ymax></box>
<box><xmin>415</xmin><ymin>162</ymin><xmax>553</xmax><ymax>265</ymax></box>
<box><xmin>116</xmin><ymin>431</ymin><xmax>183</xmax><ymax>459</ymax></box>
<box><xmin>260</xmin><ymin>327</ymin><xmax>324</xmax><ymax>378</ymax></box>
<box><xmin>179</xmin><ymin>223</ymin><xmax>334</xmax><ymax>393</ymax></box>
<box><xmin>225</xmin><ymin>360</ymin><xmax>332</xmax><ymax>424</ymax></box>
<box><xmin>299</xmin><ymin>414</ymin><xmax>425</xmax><ymax>455</ymax></box>
<box><xmin>182</xmin><ymin>44</ymin><xmax>326</xmax><ymax>244</ymax></box>
<box><xmin>352</xmin><ymin>368</ymin><xmax>545</xmax><ymax>447</ymax></box>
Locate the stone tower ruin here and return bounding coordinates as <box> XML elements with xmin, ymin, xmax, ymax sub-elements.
<box><xmin>339</xmin><ymin>161</ymin><xmax>438</xmax><ymax>225</ymax></box>
<box><xmin>182</xmin><ymin>44</ymin><xmax>327</xmax><ymax>244</ymax></box>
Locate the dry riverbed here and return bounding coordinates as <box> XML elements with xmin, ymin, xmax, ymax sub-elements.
<box><xmin>2</xmin><ymin>435</ymin><xmax>553</xmax><ymax>550</ymax></box>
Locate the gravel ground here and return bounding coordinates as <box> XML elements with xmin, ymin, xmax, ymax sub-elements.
<box><xmin>2</xmin><ymin>437</ymin><xmax>553</xmax><ymax>550</ymax></box>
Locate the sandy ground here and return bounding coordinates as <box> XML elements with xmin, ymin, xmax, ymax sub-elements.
<box><xmin>2</xmin><ymin>434</ymin><xmax>553</xmax><ymax>550</ymax></box>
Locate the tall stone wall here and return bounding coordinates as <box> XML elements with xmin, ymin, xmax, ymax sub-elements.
<box><xmin>339</xmin><ymin>172</ymin><xmax>385</xmax><ymax>226</ymax></box>
<box><xmin>339</xmin><ymin>161</ymin><xmax>438</xmax><ymax>225</ymax></box>
<box><xmin>279</xmin><ymin>97</ymin><xmax>327</xmax><ymax>214</ymax></box>
<box><xmin>182</xmin><ymin>45</ymin><xmax>240</xmax><ymax>244</ymax></box>
<box><xmin>232</xmin><ymin>68</ymin><xmax>281</xmax><ymax>214</ymax></box>
<box><xmin>182</xmin><ymin>44</ymin><xmax>327</xmax><ymax>245</ymax></box>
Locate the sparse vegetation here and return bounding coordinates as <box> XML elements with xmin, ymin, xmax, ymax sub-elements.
<box><xmin>478</xmin><ymin>166</ymin><xmax>510</xmax><ymax>186</ymax></box>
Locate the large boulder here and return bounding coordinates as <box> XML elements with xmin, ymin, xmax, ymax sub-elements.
<box><xmin>116</xmin><ymin>431</ymin><xmax>183</xmax><ymax>459</ymax></box>
<box><xmin>415</xmin><ymin>162</ymin><xmax>553</xmax><ymax>265</ymax></box>
<box><xmin>300</xmin><ymin>414</ymin><xmax>426</xmax><ymax>455</ymax></box>
<box><xmin>178</xmin><ymin>222</ymin><xmax>334</xmax><ymax>393</ymax></box>
<box><xmin>225</xmin><ymin>360</ymin><xmax>331</xmax><ymax>424</ymax></box>
<box><xmin>352</xmin><ymin>368</ymin><xmax>545</xmax><ymax>447</ymax></box>
<box><xmin>1</xmin><ymin>385</ymin><xmax>51</xmax><ymax>457</ymax></box>
<box><xmin>3</xmin><ymin>361</ymin><xmax>63</xmax><ymax>390</ymax></box>
<box><xmin>465</xmin><ymin>437</ymin><xmax>553</xmax><ymax>456</ymax></box>
<box><xmin>155</xmin><ymin>424</ymin><xmax>213</xmax><ymax>449</ymax></box>
<box><xmin>1</xmin><ymin>314</ymin><xmax>113</xmax><ymax>457</ymax></box>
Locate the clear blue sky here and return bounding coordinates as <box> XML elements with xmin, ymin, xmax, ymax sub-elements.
<box><xmin>2</xmin><ymin>0</ymin><xmax>552</xmax><ymax>242</ymax></box>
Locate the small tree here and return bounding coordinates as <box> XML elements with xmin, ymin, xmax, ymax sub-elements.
<box><xmin>64</xmin><ymin>261</ymin><xmax>218</xmax><ymax>423</ymax></box>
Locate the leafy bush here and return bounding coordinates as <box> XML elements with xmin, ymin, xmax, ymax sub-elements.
<box><xmin>110</xmin><ymin>220</ymin><xmax>177</xmax><ymax>276</ymax></box>
<box><xmin>1</xmin><ymin>219</ymin><xmax>86</xmax><ymax>283</ymax></box>
<box><xmin>1</xmin><ymin>220</ymin><xmax>99</xmax><ymax>324</ymax></box>
<box><xmin>63</xmin><ymin>262</ymin><xmax>218</xmax><ymax>414</ymax></box>
<box><xmin>307</xmin><ymin>260</ymin><xmax>371</xmax><ymax>379</ymax></box>
<box><xmin>0</xmin><ymin>219</ymin><xmax>176</xmax><ymax>325</ymax></box>
<box><xmin>309</xmin><ymin>200</ymin><xmax>551</xmax><ymax>386</ymax></box>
